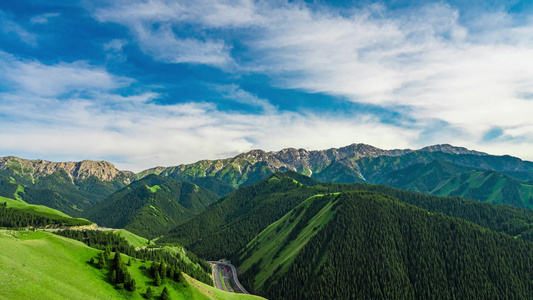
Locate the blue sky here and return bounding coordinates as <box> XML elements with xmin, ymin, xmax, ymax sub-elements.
<box><xmin>1</xmin><ymin>0</ymin><xmax>533</xmax><ymax>171</ymax></box>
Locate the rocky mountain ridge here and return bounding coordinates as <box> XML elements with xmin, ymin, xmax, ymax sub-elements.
<box><xmin>0</xmin><ymin>156</ymin><xmax>135</xmax><ymax>184</ymax></box>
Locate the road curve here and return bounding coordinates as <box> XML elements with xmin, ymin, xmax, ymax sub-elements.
<box><xmin>209</xmin><ymin>260</ymin><xmax>250</xmax><ymax>294</ymax></box>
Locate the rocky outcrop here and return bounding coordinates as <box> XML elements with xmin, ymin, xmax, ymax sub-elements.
<box><xmin>0</xmin><ymin>156</ymin><xmax>135</xmax><ymax>184</ymax></box>
<box><xmin>153</xmin><ymin>143</ymin><xmax>490</xmax><ymax>187</ymax></box>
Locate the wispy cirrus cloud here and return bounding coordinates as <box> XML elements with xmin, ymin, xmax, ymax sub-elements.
<box><xmin>92</xmin><ymin>0</ymin><xmax>241</xmax><ymax>68</ymax></box>
<box><xmin>0</xmin><ymin>52</ymin><xmax>132</xmax><ymax>96</ymax></box>
<box><xmin>30</xmin><ymin>12</ymin><xmax>60</xmax><ymax>24</ymax></box>
<box><xmin>0</xmin><ymin>10</ymin><xmax>37</xmax><ymax>45</ymax></box>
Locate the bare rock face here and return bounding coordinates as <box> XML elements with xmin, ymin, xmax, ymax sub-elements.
<box><xmin>0</xmin><ymin>156</ymin><xmax>134</xmax><ymax>183</ymax></box>
<box><xmin>419</xmin><ymin>144</ymin><xmax>488</xmax><ymax>156</ymax></box>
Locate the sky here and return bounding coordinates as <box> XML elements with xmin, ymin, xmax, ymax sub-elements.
<box><xmin>1</xmin><ymin>0</ymin><xmax>533</xmax><ymax>172</ymax></box>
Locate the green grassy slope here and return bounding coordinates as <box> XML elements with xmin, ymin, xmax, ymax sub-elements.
<box><xmin>0</xmin><ymin>195</ymin><xmax>72</xmax><ymax>218</ymax></box>
<box><xmin>383</xmin><ymin>160</ymin><xmax>533</xmax><ymax>209</ymax></box>
<box><xmin>0</xmin><ymin>231</ymin><xmax>263</xmax><ymax>300</ymax></box>
<box><xmin>238</xmin><ymin>193</ymin><xmax>340</xmax><ymax>289</ymax></box>
<box><xmin>432</xmin><ymin>170</ymin><xmax>533</xmax><ymax>208</ymax></box>
<box><xmin>159</xmin><ymin>173</ymin><xmax>330</xmax><ymax>259</ymax></box>
<box><xmin>113</xmin><ymin>229</ymin><xmax>154</xmax><ymax>248</ymax></box>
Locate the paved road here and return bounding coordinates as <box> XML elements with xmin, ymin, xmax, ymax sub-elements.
<box><xmin>209</xmin><ymin>261</ymin><xmax>249</xmax><ymax>294</ymax></box>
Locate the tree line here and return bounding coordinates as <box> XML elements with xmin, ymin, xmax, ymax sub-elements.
<box><xmin>0</xmin><ymin>202</ymin><xmax>92</xmax><ymax>228</ymax></box>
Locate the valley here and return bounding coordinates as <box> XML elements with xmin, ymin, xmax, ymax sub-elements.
<box><xmin>4</xmin><ymin>144</ymin><xmax>533</xmax><ymax>299</ymax></box>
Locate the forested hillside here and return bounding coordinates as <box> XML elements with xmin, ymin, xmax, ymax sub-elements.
<box><xmin>383</xmin><ymin>160</ymin><xmax>533</xmax><ymax>209</ymax></box>
<box><xmin>162</xmin><ymin>172</ymin><xmax>533</xmax><ymax>261</ymax></box>
<box><xmin>85</xmin><ymin>175</ymin><xmax>219</xmax><ymax>239</ymax></box>
<box><xmin>240</xmin><ymin>192</ymin><xmax>533</xmax><ymax>299</ymax></box>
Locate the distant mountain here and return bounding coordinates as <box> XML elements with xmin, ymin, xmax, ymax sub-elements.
<box><xmin>84</xmin><ymin>175</ymin><xmax>219</xmax><ymax>239</ymax></box>
<box><xmin>4</xmin><ymin>142</ymin><xmax>533</xmax><ymax>213</ymax></box>
<box><xmin>144</xmin><ymin>143</ymin><xmax>533</xmax><ymax>209</ymax></box>
<box><xmin>0</xmin><ymin>157</ymin><xmax>136</xmax><ymax>215</ymax></box>
<box><xmin>382</xmin><ymin>160</ymin><xmax>533</xmax><ymax>208</ymax></box>
<box><xmin>237</xmin><ymin>191</ymin><xmax>533</xmax><ymax>299</ymax></box>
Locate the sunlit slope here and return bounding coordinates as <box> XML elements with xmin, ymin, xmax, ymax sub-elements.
<box><xmin>0</xmin><ymin>231</ymin><xmax>264</xmax><ymax>300</ymax></box>
<box><xmin>0</xmin><ymin>195</ymin><xmax>72</xmax><ymax>219</ymax></box>
<box><xmin>238</xmin><ymin>193</ymin><xmax>340</xmax><ymax>289</ymax></box>
<box><xmin>238</xmin><ymin>192</ymin><xmax>533</xmax><ymax>299</ymax></box>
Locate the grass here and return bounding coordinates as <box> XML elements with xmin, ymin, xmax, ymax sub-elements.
<box><xmin>113</xmin><ymin>229</ymin><xmax>154</xmax><ymax>248</ymax></box>
<box><xmin>14</xmin><ymin>184</ymin><xmax>25</xmax><ymax>201</ymax></box>
<box><xmin>239</xmin><ymin>193</ymin><xmax>340</xmax><ymax>289</ymax></box>
<box><xmin>0</xmin><ymin>196</ymin><xmax>72</xmax><ymax>219</ymax></box>
<box><xmin>146</xmin><ymin>184</ymin><xmax>161</xmax><ymax>193</ymax></box>
<box><xmin>220</xmin><ymin>269</ymin><xmax>228</xmax><ymax>291</ymax></box>
<box><xmin>0</xmin><ymin>230</ymin><xmax>264</xmax><ymax>300</ymax></box>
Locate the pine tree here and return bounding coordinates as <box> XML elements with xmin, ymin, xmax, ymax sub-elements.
<box><xmin>161</xmin><ymin>287</ymin><xmax>170</xmax><ymax>300</ymax></box>
<box><xmin>111</xmin><ymin>270</ymin><xmax>117</xmax><ymax>284</ymax></box>
<box><xmin>97</xmin><ymin>252</ymin><xmax>106</xmax><ymax>269</ymax></box>
<box><xmin>144</xmin><ymin>287</ymin><xmax>153</xmax><ymax>299</ymax></box>
<box><xmin>169</xmin><ymin>266</ymin><xmax>175</xmax><ymax>279</ymax></box>
<box><xmin>154</xmin><ymin>272</ymin><xmax>161</xmax><ymax>286</ymax></box>
<box><xmin>113</xmin><ymin>251</ymin><xmax>122</xmax><ymax>267</ymax></box>
<box><xmin>127</xmin><ymin>278</ymin><xmax>136</xmax><ymax>292</ymax></box>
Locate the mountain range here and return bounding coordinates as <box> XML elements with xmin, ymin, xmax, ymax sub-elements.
<box><xmin>4</xmin><ymin>144</ymin><xmax>533</xmax><ymax>299</ymax></box>
<box><xmin>3</xmin><ymin>143</ymin><xmax>533</xmax><ymax>216</ymax></box>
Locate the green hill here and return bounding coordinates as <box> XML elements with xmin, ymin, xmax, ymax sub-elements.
<box><xmin>0</xmin><ymin>195</ymin><xmax>71</xmax><ymax>218</ymax></box>
<box><xmin>238</xmin><ymin>191</ymin><xmax>533</xmax><ymax>299</ymax></box>
<box><xmin>0</xmin><ymin>230</ymin><xmax>263</xmax><ymax>300</ymax></box>
<box><xmin>0</xmin><ymin>195</ymin><xmax>93</xmax><ymax>228</ymax></box>
<box><xmin>85</xmin><ymin>175</ymin><xmax>219</xmax><ymax>239</ymax></box>
<box><xmin>162</xmin><ymin>172</ymin><xmax>533</xmax><ymax>262</ymax></box>
<box><xmin>383</xmin><ymin>160</ymin><xmax>533</xmax><ymax>209</ymax></box>
<box><xmin>159</xmin><ymin>172</ymin><xmax>329</xmax><ymax>259</ymax></box>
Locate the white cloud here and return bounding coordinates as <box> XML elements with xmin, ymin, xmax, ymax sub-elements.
<box><xmin>103</xmin><ymin>39</ymin><xmax>128</xmax><ymax>62</ymax></box>
<box><xmin>0</xmin><ymin>52</ymin><xmax>132</xmax><ymax>96</ymax></box>
<box><xmin>0</xmin><ymin>89</ymin><xmax>419</xmax><ymax>172</ymax></box>
<box><xmin>132</xmin><ymin>24</ymin><xmax>232</xmax><ymax>67</ymax></box>
<box><xmin>215</xmin><ymin>84</ymin><xmax>277</xmax><ymax>112</ymax></box>
<box><xmin>30</xmin><ymin>12</ymin><xmax>60</xmax><ymax>24</ymax></box>
<box><xmin>0</xmin><ymin>11</ymin><xmax>37</xmax><ymax>45</ymax></box>
<box><xmin>92</xmin><ymin>0</ymin><xmax>238</xmax><ymax>68</ymax></box>
<box><xmin>5</xmin><ymin>1</ymin><xmax>533</xmax><ymax>171</ymax></box>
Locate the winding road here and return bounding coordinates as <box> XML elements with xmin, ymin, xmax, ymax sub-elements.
<box><xmin>209</xmin><ymin>260</ymin><xmax>250</xmax><ymax>294</ymax></box>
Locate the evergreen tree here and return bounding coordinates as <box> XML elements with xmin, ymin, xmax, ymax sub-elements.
<box><xmin>126</xmin><ymin>278</ymin><xmax>136</xmax><ymax>292</ymax></box>
<box><xmin>144</xmin><ymin>287</ymin><xmax>153</xmax><ymax>299</ymax></box>
<box><xmin>113</xmin><ymin>251</ymin><xmax>122</xmax><ymax>267</ymax></box>
<box><xmin>110</xmin><ymin>270</ymin><xmax>117</xmax><ymax>284</ymax></box>
<box><xmin>169</xmin><ymin>266</ymin><xmax>175</xmax><ymax>279</ymax></box>
<box><xmin>161</xmin><ymin>287</ymin><xmax>170</xmax><ymax>300</ymax></box>
<box><xmin>154</xmin><ymin>272</ymin><xmax>161</xmax><ymax>286</ymax></box>
<box><xmin>97</xmin><ymin>252</ymin><xmax>106</xmax><ymax>269</ymax></box>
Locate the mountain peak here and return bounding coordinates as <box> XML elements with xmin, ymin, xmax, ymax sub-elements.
<box><xmin>0</xmin><ymin>156</ymin><xmax>134</xmax><ymax>182</ymax></box>
<box><xmin>419</xmin><ymin>144</ymin><xmax>487</xmax><ymax>156</ymax></box>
